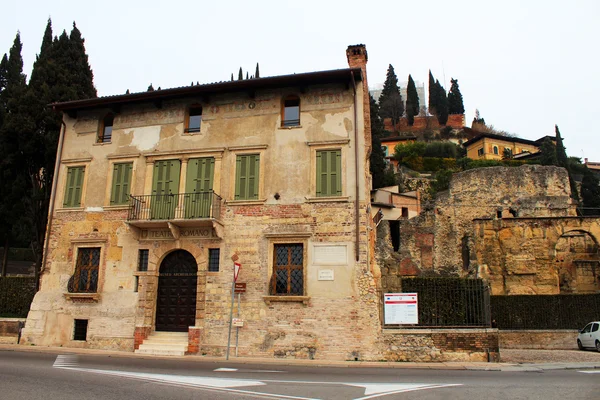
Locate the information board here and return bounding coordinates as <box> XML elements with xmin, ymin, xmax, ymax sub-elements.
<box><xmin>384</xmin><ymin>293</ymin><xmax>418</xmax><ymax>325</ymax></box>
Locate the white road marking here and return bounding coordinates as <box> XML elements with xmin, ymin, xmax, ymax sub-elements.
<box><xmin>579</xmin><ymin>370</ymin><xmax>600</xmax><ymax>373</ymax></box>
<box><xmin>53</xmin><ymin>355</ymin><xmax>79</xmax><ymax>368</ymax></box>
<box><xmin>53</xmin><ymin>361</ymin><xmax>460</xmax><ymax>399</ymax></box>
<box><xmin>352</xmin><ymin>384</ymin><xmax>462</xmax><ymax>399</ymax></box>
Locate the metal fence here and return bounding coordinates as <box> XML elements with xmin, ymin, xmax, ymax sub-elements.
<box><xmin>385</xmin><ymin>277</ymin><xmax>491</xmax><ymax>328</ymax></box>
<box><xmin>127</xmin><ymin>191</ymin><xmax>222</xmax><ymax>222</ymax></box>
<box><xmin>491</xmin><ymin>293</ymin><xmax>600</xmax><ymax>330</ymax></box>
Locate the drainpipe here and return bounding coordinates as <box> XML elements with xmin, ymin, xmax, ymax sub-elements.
<box><xmin>351</xmin><ymin>73</ymin><xmax>360</xmax><ymax>262</ymax></box>
<box><xmin>40</xmin><ymin>115</ymin><xmax>67</xmax><ymax>288</ymax></box>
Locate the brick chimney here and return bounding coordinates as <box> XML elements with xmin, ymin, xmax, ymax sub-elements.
<box><xmin>346</xmin><ymin>44</ymin><xmax>371</xmax><ymax>154</ymax></box>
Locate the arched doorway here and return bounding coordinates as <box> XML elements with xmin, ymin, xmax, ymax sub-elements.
<box><xmin>155</xmin><ymin>250</ymin><xmax>198</xmax><ymax>332</ymax></box>
<box><xmin>555</xmin><ymin>230</ymin><xmax>599</xmax><ymax>293</ymax></box>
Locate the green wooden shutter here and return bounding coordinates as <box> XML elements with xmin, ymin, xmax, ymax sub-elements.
<box><xmin>334</xmin><ymin>150</ymin><xmax>341</xmax><ymax>195</ymax></box>
<box><xmin>235</xmin><ymin>155</ymin><xmax>259</xmax><ymax>200</ymax></box>
<box><xmin>316</xmin><ymin>151</ymin><xmax>323</xmax><ymax>196</ymax></box>
<box><xmin>151</xmin><ymin>160</ymin><xmax>180</xmax><ymax>219</ymax></box>
<box><xmin>185</xmin><ymin>157</ymin><xmax>214</xmax><ymax>218</ymax></box>
<box><xmin>249</xmin><ymin>155</ymin><xmax>259</xmax><ymax>200</ymax></box>
<box><xmin>111</xmin><ymin>163</ymin><xmax>133</xmax><ymax>205</ymax></box>
<box><xmin>235</xmin><ymin>156</ymin><xmax>243</xmax><ymax>200</ymax></box>
<box><xmin>316</xmin><ymin>150</ymin><xmax>341</xmax><ymax>197</ymax></box>
<box><xmin>64</xmin><ymin>166</ymin><xmax>85</xmax><ymax>207</ymax></box>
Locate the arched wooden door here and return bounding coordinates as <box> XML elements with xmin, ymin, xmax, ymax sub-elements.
<box><xmin>155</xmin><ymin>250</ymin><xmax>198</xmax><ymax>332</ymax></box>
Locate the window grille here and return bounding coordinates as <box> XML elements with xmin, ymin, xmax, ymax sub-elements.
<box><xmin>270</xmin><ymin>244</ymin><xmax>303</xmax><ymax>296</ymax></box>
<box><xmin>208</xmin><ymin>249</ymin><xmax>220</xmax><ymax>272</ymax></box>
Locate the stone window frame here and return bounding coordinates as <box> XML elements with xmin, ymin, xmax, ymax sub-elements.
<box><xmin>104</xmin><ymin>153</ymin><xmax>140</xmax><ymax>209</ymax></box>
<box><xmin>64</xmin><ymin>237</ymin><xmax>108</xmax><ymax>302</ymax></box>
<box><xmin>226</xmin><ymin>144</ymin><xmax>268</xmax><ymax>205</ymax></box>
<box><xmin>281</xmin><ymin>94</ymin><xmax>301</xmax><ymax>128</ymax></box>
<box><xmin>96</xmin><ymin>114</ymin><xmax>114</xmax><ymax>144</ymax></box>
<box><xmin>58</xmin><ymin>158</ymin><xmax>92</xmax><ymax>211</ymax></box>
<box><xmin>263</xmin><ymin>233</ymin><xmax>311</xmax><ymax>305</ymax></box>
<box><xmin>184</xmin><ymin>104</ymin><xmax>203</xmax><ymax>134</ymax></box>
<box><xmin>306</xmin><ymin>140</ymin><xmax>350</xmax><ymax>203</ymax></box>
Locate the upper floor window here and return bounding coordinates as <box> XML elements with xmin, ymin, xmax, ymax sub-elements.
<box><xmin>235</xmin><ymin>154</ymin><xmax>260</xmax><ymax>200</ymax></box>
<box><xmin>316</xmin><ymin>150</ymin><xmax>341</xmax><ymax>197</ymax></box>
<box><xmin>63</xmin><ymin>166</ymin><xmax>85</xmax><ymax>208</ymax></box>
<box><xmin>98</xmin><ymin>115</ymin><xmax>113</xmax><ymax>143</ymax></box>
<box><xmin>493</xmin><ymin>145</ymin><xmax>499</xmax><ymax>155</ymax></box>
<box><xmin>477</xmin><ymin>148</ymin><xmax>484</xmax><ymax>157</ymax></box>
<box><xmin>282</xmin><ymin>95</ymin><xmax>300</xmax><ymax>127</ymax></box>
<box><xmin>186</xmin><ymin>106</ymin><xmax>202</xmax><ymax>133</ymax></box>
<box><xmin>110</xmin><ymin>162</ymin><xmax>133</xmax><ymax>205</ymax></box>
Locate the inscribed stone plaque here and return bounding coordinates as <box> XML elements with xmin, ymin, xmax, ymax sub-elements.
<box><xmin>318</xmin><ymin>269</ymin><xmax>334</xmax><ymax>281</ymax></box>
<box><xmin>313</xmin><ymin>245</ymin><xmax>347</xmax><ymax>265</ymax></box>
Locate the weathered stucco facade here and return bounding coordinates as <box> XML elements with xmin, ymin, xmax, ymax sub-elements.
<box><xmin>21</xmin><ymin>45</ymin><xmax>387</xmax><ymax>360</ymax></box>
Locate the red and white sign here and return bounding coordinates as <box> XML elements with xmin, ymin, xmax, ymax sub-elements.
<box><xmin>384</xmin><ymin>293</ymin><xmax>418</xmax><ymax>325</ymax></box>
<box><xmin>234</xmin><ymin>262</ymin><xmax>241</xmax><ymax>282</ymax></box>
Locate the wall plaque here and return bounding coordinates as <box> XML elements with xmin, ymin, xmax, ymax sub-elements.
<box><xmin>318</xmin><ymin>269</ymin><xmax>334</xmax><ymax>281</ymax></box>
<box><xmin>313</xmin><ymin>245</ymin><xmax>348</xmax><ymax>265</ymax></box>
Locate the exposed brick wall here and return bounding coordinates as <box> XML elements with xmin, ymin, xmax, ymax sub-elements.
<box><xmin>384</xmin><ymin>114</ymin><xmax>465</xmax><ymax>132</ymax></box>
<box><xmin>187</xmin><ymin>327</ymin><xmax>202</xmax><ymax>355</ymax></box>
<box><xmin>133</xmin><ymin>326</ymin><xmax>151</xmax><ymax>350</ymax></box>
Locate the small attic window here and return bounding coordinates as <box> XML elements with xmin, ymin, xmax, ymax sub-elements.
<box><xmin>282</xmin><ymin>96</ymin><xmax>300</xmax><ymax>127</ymax></box>
<box><xmin>97</xmin><ymin>115</ymin><xmax>113</xmax><ymax>143</ymax></box>
<box><xmin>186</xmin><ymin>106</ymin><xmax>202</xmax><ymax>133</ymax></box>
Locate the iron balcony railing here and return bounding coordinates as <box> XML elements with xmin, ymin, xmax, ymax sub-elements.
<box><xmin>127</xmin><ymin>191</ymin><xmax>222</xmax><ymax>221</ymax></box>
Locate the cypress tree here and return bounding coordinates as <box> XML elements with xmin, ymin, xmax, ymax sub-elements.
<box><xmin>245</xmin><ymin>71</ymin><xmax>248</xmax><ymax>80</ymax></box>
<box><xmin>428</xmin><ymin>70</ymin><xmax>437</xmax><ymax>116</ymax></box>
<box><xmin>147</xmin><ymin>84</ymin><xmax>154</xmax><ymax>91</ymax></box>
<box><xmin>238</xmin><ymin>67</ymin><xmax>243</xmax><ymax>80</ymax></box>
<box><xmin>230</xmin><ymin>73</ymin><xmax>234</xmax><ymax>81</ymax></box>
<box><xmin>555</xmin><ymin>125</ymin><xmax>568</xmax><ymax>168</ymax></box>
<box><xmin>255</xmin><ymin>63</ymin><xmax>260</xmax><ymax>78</ymax></box>
<box><xmin>405</xmin><ymin>74</ymin><xmax>419</xmax><ymax>126</ymax></box>
<box><xmin>447</xmin><ymin>78</ymin><xmax>465</xmax><ymax>114</ymax></box>
<box><xmin>378</xmin><ymin>64</ymin><xmax>404</xmax><ymax>132</ymax></box>
<box><xmin>436</xmin><ymin>80</ymin><xmax>448</xmax><ymax>125</ymax></box>
<box><xmin>580</xmin><ymin>168</ymin><xmax>600</xmax><ymax>216</ymax></box>
<box><xmin>0</xmin><ymin>33</ymin><xmax>29</xmax><ymax>272</ymax></box>
<box><xmin>369</xmin><ymin>94</ymin><xmax>395</xmax><ymax>189</ymax></box>
<box><xmin>539</xmin><ymin>138</ymin><xmax>558</xmax><ymax>166</ymax></box>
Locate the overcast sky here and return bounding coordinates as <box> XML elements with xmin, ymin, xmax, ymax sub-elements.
<box><xmin>2</xmin><ymin>0</ymin><xmax>599</xmax><ymax>162</ymax></box>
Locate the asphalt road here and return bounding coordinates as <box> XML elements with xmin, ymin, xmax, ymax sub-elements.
<box><xmin>0</xmin><ymin>350</ymin><xmax>598</xmax><ymax>400</ymax></box>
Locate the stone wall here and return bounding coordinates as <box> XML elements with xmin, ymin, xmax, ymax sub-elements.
<box><xmin>499</xmin><ymin>330</ymin><xmax>577</xmax><ymax>350</ymax></box>
<box><xmin>383</xmin><ymin>114</ymin><xmax>465</xmax><ymax>132</ymax></box>
<box><xmin>381</xmin><ymin>328</ymin><xmax>499</xmax><ymax>362</ymax></box>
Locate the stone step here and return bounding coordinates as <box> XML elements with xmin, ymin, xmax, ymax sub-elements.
<box><xmin>138</xmin><ymin>342</ymin><xmax>188</xmax><ymax>351</ymax></box>
<box><xmin>135</xmin><ymin>347</ymin><xmax>186</xmax><ymax>356</ymax></box>
<box><xmin>142</xmin><ymin>336</ymin><xmax>189</xmax><ymax>344</ymax></box>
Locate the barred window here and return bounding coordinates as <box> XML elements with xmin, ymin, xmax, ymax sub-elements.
<box><xmin>68</xmin><ymin>247</ymin><xmax>100</xmax><ymax>293</ymax></box>
<box><xmin>138</xmin><ymin>249</ymin><xmax>149</xmax><ymax>272</ymax></box>
<box><xmin>270</xmin><ymin>244</ymin><xmax>303</xmax><ymax>296</ymax></box>
<box><xmin>208</xmin><ymin>248</ymin><xmax>220</xmax><ymax>272</ymax></box>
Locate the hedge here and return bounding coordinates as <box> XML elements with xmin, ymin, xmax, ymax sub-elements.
<box><xmin>490</xmin><ymin>294</ymin><xmax>600</xmax><ymax>330</ymax></box>
<box><xmin>0</xmin><ymin>277</ymin><xmax>36</xmax><ymax>318</ymax></box>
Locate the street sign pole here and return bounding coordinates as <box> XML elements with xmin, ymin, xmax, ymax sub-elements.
<box><xmin>226</xmin><ymin>256</ymin><xmax>240</xmax><ymax>360</ymax></box>
<box><xmin>235</xmin><ymin>292</ymin><xmax>240</xmax><ymax>357</ymax></box>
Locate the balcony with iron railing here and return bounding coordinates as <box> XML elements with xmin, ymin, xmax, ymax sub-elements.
<box><xmin>127</xmin><ymin>191</ymin><xmax>223</xmax><ymax>236</ymax></box>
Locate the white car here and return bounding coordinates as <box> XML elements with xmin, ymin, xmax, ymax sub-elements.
<box><xmin>577</xmin><ymin>321</ymin><xmax>600</xmax><ymax>351</ymax></box>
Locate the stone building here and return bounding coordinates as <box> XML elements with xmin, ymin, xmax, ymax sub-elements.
<box><xmin>462</xmin><ymin>132</ymin><xmax>553</xmax><ymax>160</ymax></box>
<box><xmin>21</xmin><ymin>45</ymin><xmax>384</xmax><ymax>360</ymax></box>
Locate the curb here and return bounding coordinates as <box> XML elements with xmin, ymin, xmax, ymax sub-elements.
<box><xmin>2</xmin><ymin>343</ymin><xmax>600</xmax><ymax>372</ymax></box>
